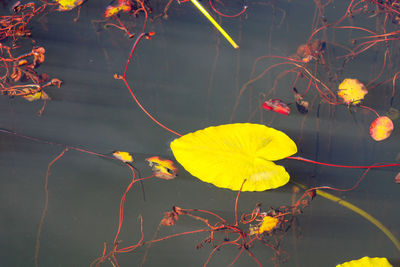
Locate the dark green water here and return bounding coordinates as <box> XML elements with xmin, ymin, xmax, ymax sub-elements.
<box><xmin>0</xmin><ymin>1</ymin><xmax>399</xmax><ymax>266</ymax></box>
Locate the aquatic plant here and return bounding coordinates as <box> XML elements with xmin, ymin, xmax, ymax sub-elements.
<box><xmin>170</xmin><ymin>123</ymin><xmax>297</xmax><ymax>191</ymax></box>
<box><xmin>146</xmin><ymin>156</ymin><xmax>178</xmax><ymax>180</ymax></box>
<box><xmin>369</xmin><ymin>116</ymin><xmax>394</xmax><ymax>141</ymax></box>
<box><xmin>336</xmin><ymin>256</ymin><xmax>392</xmax><ymax>267</ymax></box>
<box><xmin>142</xmin><ymin>182</ymin><xmax>316</xmax><ymax>266</ymax></box>
<box><xmin>337</xmin><ymin>78</ymin><xmax>368</xmax><ymax>105</ymax></box>
<box><xmin>55</xmin><ymin>0</ymin><xmax>84</xmax><ymax>11</ymax></box>
<box><xmin>1</xmin><ymin>1</ymin><xmax>400</xmax><ymax>266</ymax></box>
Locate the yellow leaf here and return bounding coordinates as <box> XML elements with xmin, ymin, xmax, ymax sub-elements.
<box><xmin>55</xmin><ymin>0</ymin><xmax>84</xmax><ymax>11</ymax></box>
<box><xmin>104</xmin><ymin>3</ymin><xmax>131</xmax><ymax>18</ymax></box>
<box><xmin>336</xmin><ymin>256</ymin><xmax>392</xmax><ymax>267</ymax></box>
<box><xmin>112</xmin><ymin>151</ymin><xmax>133</xmax><ymax>163</ymax></box>
<box><xmin>338</xmin><ymin>78</ymin><xmax>368</xmax><ymax>105</ymax></box>
<box><xmin>146</xmin><ymin>156</ymin><xmax>178</xmax><ymax>180</ymax></box>
<box><xmin>249</xmin><ymin>216</ymin><xmax>278</xmax><ymax>235</ymax></box>
<box><xmin>170</xmin><ymin>123</ymin><xmax>297</xmax><ymax>191</ymax></box>
<box><xmin>21</xmin><ymin>89</ymin><xmax>50</xmax><ymax>102</ymax></box>
<box><xmin>369</xmin><ymin>116</ymin><xmax>394</xmax><ymax>141</ymax></box>
<box><xmin>258</xmin><ymin>216</ymin><xmax>279</xmax><ymax>233</ymax></box>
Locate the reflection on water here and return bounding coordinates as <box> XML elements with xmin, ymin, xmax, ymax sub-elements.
<box><xmin>0</xmin><ymin>1</ymin><xmax>399</xmax><ymax>266</ymax></box>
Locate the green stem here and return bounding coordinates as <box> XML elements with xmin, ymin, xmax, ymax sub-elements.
<box><xmin>291</xmin><ymin>181</ymin><xmax>400</xmax><ymax>252</ymax></box>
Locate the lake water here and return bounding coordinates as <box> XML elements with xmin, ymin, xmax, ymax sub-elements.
<box><xmin>0</xmin><ymin>1</ymin><xmax>399</xmax><ymax>266</ymax></box>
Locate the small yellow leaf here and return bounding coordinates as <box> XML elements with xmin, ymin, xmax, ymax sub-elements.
<box><xmin>112</xmin><ymin>151</ymin><xmax>133</xmax><ymax>163</ymax></box>
<box><xmin>369</xmin><ymin>116</ymin><xmax>394</xmax><ymax>141</ymax></box>
<box><xmin>104</xmin><ymin>3</ymin><xmax>131</xmax><ymax>18</ymax></box>
<box><xmin>55</xmin><ymin>0</ymin><xmax>84</xmax><ymax>11</ymax></box>
<box><xmin>249</xmin><ymin>216</ymin><xmax>279</xmax><ymax>235</ymax></box>
<box><xmin>146</xmin><ymin>156</ymin><xmax>178</xmax><ymax>180</ymax></box>
<box><xmin>21</xmin><ymin>89</ymin><xmax>50</xmax><ymax>102</ymax></box>
<box><xmin>258</xmin><ymin>216</ymin><xmax>279</xmax><ymax>233</ymax></box>
<box><xmin>338</xmin><ymin>78</ymin><xmax>368</xmax><ymax>105</ymax></box>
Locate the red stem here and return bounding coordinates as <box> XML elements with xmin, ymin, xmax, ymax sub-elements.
<box><xmin>118</xmin><ymin>34</ymin><xmax>182</xmax><ymax>136</ymax></box>
<box><xmin>287</xmin><ymin>156</ymin><xmax>400</xmax><ymax>168</ymax></box>
<box><xmin>123</xmin><ymin>33</ymin><xmax>146</xmax><ymax>78</ymax></box>
<box><xmin>359</xmin><ymin>105</ymin><xmax>380</xmax><ymax>118</ymax></box>
<box><xmin>208</xmin><ymin>0</ymin><xmax>247</xmax><ymax>18</ymax></box>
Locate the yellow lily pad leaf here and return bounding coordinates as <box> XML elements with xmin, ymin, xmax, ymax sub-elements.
<box><xmin>336</xmin><ymin>256</ymin><xmax>392</xmax><ymax>267</ymax></box>
<box><xmin>338</xmin><ymin>78</ymin><xmax>368</xmax><ymax>105</ymax></box>
<box><xmin>112</xmin><ymin>151</ymin><xmax>133</xmax><ymax>163</ymax></box>
<box><xmin>170</xmin><ymin>123</ymin><xmax>297</xmax><ymax>191</ymax></box>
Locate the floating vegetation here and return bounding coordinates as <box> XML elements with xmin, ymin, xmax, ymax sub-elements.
<box><xmin>112</xmin><ymin>151</ymin><xmax>134</xmax><ymax>163</ymax></box>
<box><xmin>369</xmin><ymin>116</ymin><xmax>394</xmax><ymax>141</ymax></box>
<box><xmin>336</xmin><ymin>256</ymin><xmax>392</xmax><ymax>267</ymax></box>
<box><xmin>146</xmin><ymin>156</ymin><xmax>178</xmax><ymax>180</ymax></box>
<box><xmin>170</xmin><ymin>123</ymin><xmax>297</xmax><ymax>191</ymax></box>
<box><xmin>338</xmin><ymin>78</ymin><xmax>368</xmax><ymax>105</ymax></box>
<box><xmin>1</xmin><ymin>1</ymin><xmax>399</xmax><ymax>266</ymax></box>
